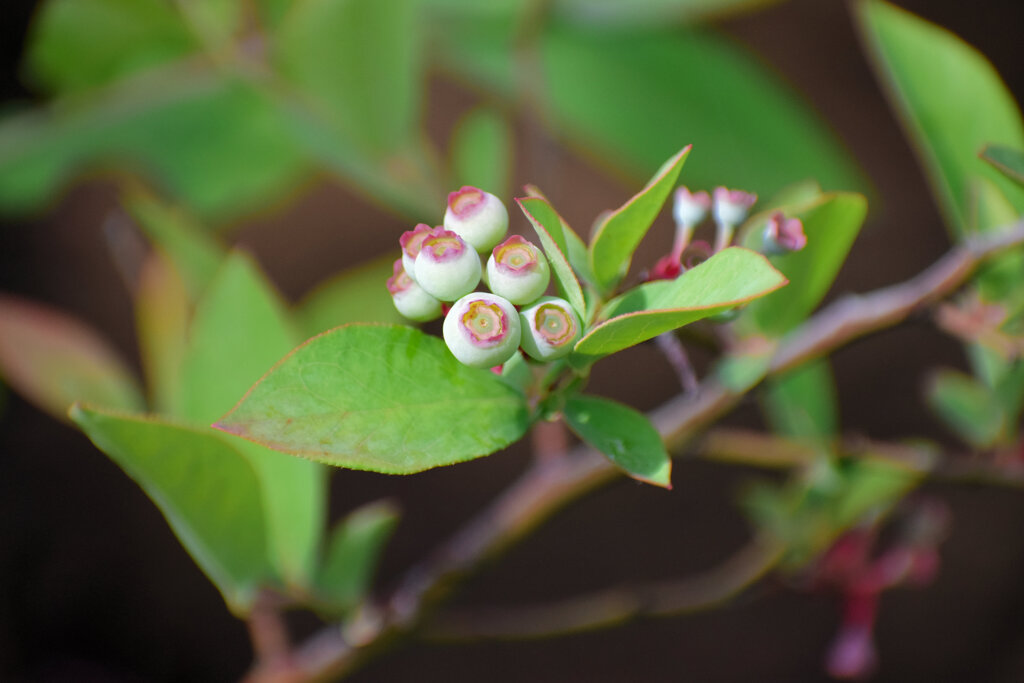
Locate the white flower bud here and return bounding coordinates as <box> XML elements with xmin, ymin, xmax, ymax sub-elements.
<box><xmin>443</xmin><ymin>293</ymin><xmax>521</xmax><ymax>368</ymax></box>
<box><xmin>444</xmin><ymin>186</ymin><xmax>509</xmax><ymax>253</ymax></box>
<box><xmin>673</xmin><ymin>186</ymin><xmax>711</xmax><ymax>228</ymax></box>
<box><xmin>386</xmin><ymin>259</ymin><xmax>442</xmax><ymax>322</ymax></box>
<box><xmin>519</xmin><ymin>296</ymin><xmax>582</xmax><ymax>362</ymax></box>
<box><xmin>486</xmin><ymin>235</ymin><xmax>550</xmax><ymax>305</ymax></box>
<box><xmin>413</xmin><ymin>229</ymin><xmax>482</xmax><ymax>301</ymax></box>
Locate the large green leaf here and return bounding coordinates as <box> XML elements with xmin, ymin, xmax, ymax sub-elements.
<box><xmin>564</xmin><ymin>394</ymin><xmax>671</xmax><ymax>487</ymax></box>
<box><xmin>516</xmin><ymin>196</ymin><xmax>587</xmax><ymax>318</ymax></box>
<box><xmin>24</xmin><ymin>0</ymin><xmax>197</xmax><ymax>95</ymax></box>
<box><xmin>69</xmin><ymin>404</ymin><xmax>272</xmax><ymax>612</ymax></box>
<box><xmin>0</xmin><ymin>294</ymin><xmax>144</xmax><ymax>421</ymax></box>
<box><xmin>588</xmin><ymin>146</ymin><xmax>689</xmax><ymax>293</ymax></box>
<box><xmin>275</xmin><ymin>0</ymin><xmax>423</xmax><ymax>156</ymax></box>
<box><xmin>741</xmin><ymin>192</ymin><xmax>867</xmax><ymax>336</ymax></box>
<box><xmin>180</xmin><ymin>251</ymin><xmax>325</xmax><ymax>586</ymax></box>
<box><xmin>857</xmin><ymin>0</ymin><xmax>1024</xmax><ymax>235</ymax></box>
<box><xmin>572</xmin><ymin>248</ymin><xmax>787</xmax><ymax>364</ymax></box>
<box><xmin>296</xmin><ymin>254</ymin><xmax>405</xmax><ymax>339</ymax></box>
<box><xmin>450</xmin><ymin>106</ymin><xmax>513</xmax><ymax>199</ymax></box>
<box><xmin>214</xmin><ymin>324</ymin><xmax>531</xmax><ymax>474</ymax></box>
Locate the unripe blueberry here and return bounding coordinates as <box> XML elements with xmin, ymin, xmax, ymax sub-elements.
<box><xmin>486</xmin><ymin>235</ymin><xmax>550</xmax><ymax>305</ymax></box>
<box><xmin>399</xmin><ymin>223</ymin><xmax>439</xmax><ymax>278</ymax></box>
<box><xmin>386</xmin><ymin>259</ymin><xmax>442</xmax><ymax>322</ymax></box>
<box><xmin>443</xmin><ymin>293</ymin><xmax>521</xmax><ymax>368</ymax></box>
<box><xmin>414</xmin><ymin>229</ymin><xmax>482</xmax><ymax>301</ymax></box>
<box><xmin>519</xmin><ymin>296</ymin><xmax>582</xmax><ymax>362</ymax></box>
<box><xmin>444</xmin><ymin>186</ymin><xmax>509</xmax><ymax>253</ymax></box>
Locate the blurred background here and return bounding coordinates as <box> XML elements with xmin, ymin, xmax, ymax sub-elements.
<box><xmin>1</xmin><ymin>0</ymin><xmax>1024</xmax><ymax>680</ymax></box>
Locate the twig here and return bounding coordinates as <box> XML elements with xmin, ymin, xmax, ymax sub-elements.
<box><xmin>654</xmin><ymin>332</ymin><xmax>701</xmax><ymax>394</ymax></box>
<box><xmin>244</xmin><ymin>219</ymin><xmax>1024</xmax><ymax>682</ymax></box>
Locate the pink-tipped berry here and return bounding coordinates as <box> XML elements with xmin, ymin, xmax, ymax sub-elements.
<box><xmin>443</xmin><ymin>293</ymin><xmax>521</xmax><ymax>368</ymax></box>
<box><xmin>519</xmin><ymin>296</ymin><xmax>582</xmax><ymax>361</ymax></box>
<box><xmin>413</xmin><ymin>229</ymin><xmax>482</xmax><ymax>301</ymax></box>
<box><xmin>486</xmin><ymin>235</ymin><xmax>550</xmax><ymax>305</ymax></box>
<box><xmin>444</xmin><ymin>186</ymin><xmax>509</xmax><ymax>253</ymax></box>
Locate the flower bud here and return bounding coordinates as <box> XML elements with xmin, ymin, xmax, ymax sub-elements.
<box><xmin>444</xmin><ymin>186</ymin><xmax>509</xmax><ymax>253</ymax></box>
<box><xmin>386</xmin><ymin>259</ymin><xmax>442</xmax><ymax>322</ymax></box>
<box><xmin>761</xmin><ymin>211</ymin><xmax>807</xmax><ymax>255</ymax></box>
<box><xmin>712</xmin><ymin>187</ymin><xmax>757</xmax><ymax>252</ymax></box>
<box><xmin>399</xmin><ymin>223</ymin><xmax>439</xmax><ymax>277</ymax></box>
<box><xmin>414</xmin><ymin>229</ymin><xmax>482</xmax><ymax>301</ymax></box>
<box><xmin>443</xmin><ymin>292</ymin><xmax>521</xmax><ymax>368</ymax></box>
<box><xmin>519</xmin><ymin>297</ymin><xmax>582</xmax><ymax>362</ymax></box>
<box><xmin>673</xmin><ymin>186</ymin><xmax>711</xmax><ymax>228</ymax></box>
<box><xmin>486</xmin><ymin>235</ymin><xmax>550</xmax><ymax>305</ymax></box>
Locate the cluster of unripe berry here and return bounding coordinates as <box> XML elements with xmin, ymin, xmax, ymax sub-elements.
<box><xmin>387</xmin><ymin>186</ymin><xmax>582</xmax><ymax>369</ymax></box>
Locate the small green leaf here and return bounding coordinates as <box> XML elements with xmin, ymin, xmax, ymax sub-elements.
<box><xmin>315</xmin><ymin>500</ymin><xmax>400</xmax><ymax>616</ymax></box>
<box><xmin>980</xmin><ymin>144</ymin><xmax>1024</xmax><ymax>188</ymax></box>
<box><xmin>516</xmin><ymin>196</ymin><xmax>587</xmax><ymax>318</ymax></box>
<box><xmin>450</xmin><ymin>106</ymin><xmax>513</xmax><ymax>198</ymax></box>
<box><xmin>588</xmin><ymin>146</ymin><xmax>690</xmax><ymax>293</ymax></box>
<box><xmin>857</xmin><ymin>0</ymin><xmax>1024</xmax><ymax>235</ymax></box>
<box><xmin>741</xmin><ymin>193</ymin><xmax>867</xmax><ymax>336</ymax></box>
<box><xmin>564</xmin><ymin>394</ymin><xmax>671</xmax><ymax>487</ymax></box>
<box><xmin>296</xmin><ymin>254</ymin><xmax>406</xmax><ymax>338</ymax></box>
<box><xmin>762</xmin><ymin>359</ymin><xmax>839</xmax><ymax>443</ymax></box>
<box><xmin>572</xmin><ymin>248</ymin><xmax>787</xmax><ymax>365</ymax></box>
<box><xmin>214</xmin><ymin>325</ymin><xmax>531</xmax><ymax>474</ymax></box>
<box><xmin>552</xmin><ymin>0</ymin><xmax>784</xmax><ymax>27</ymax></box>
<box><xmin>523</xmin><ymin>184</ymin><xmax>596</xmax><ymax>287</ymax></box>
<box><xmin>69</xmin><ymin>404</ymin><xmax>272</xmax><ymax>612</ymax></box>
<box><xmin>0</xmin><ymin>294</ymin><xmax>144</xmax><ymax>421</ymax></box>
<box><xmin>180</xmin><ymin>251</ymin><xmax>325</xmax><ymax>586</ymax></box>
<box><xmin>135</xmin><ymin>251</ymin><xmax>189</xmax><ymax>414</ymax></box>
<box><xmin>969</xmin><ymin>177</ymin><xmax>1024</xmax><ymax>304</ymax></box>
<box><xmin>926</xmin><ymin>369</ymin><xmax>1006</xmax><ymax>448</ymax></box>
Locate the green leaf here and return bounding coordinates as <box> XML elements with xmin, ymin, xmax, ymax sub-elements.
<box><xmin>180</xmin><ymin>251</ymin><xmax>325</xmax><ymax>585</ymax></box>
<box><xmin>69</xmin><ymin>404</ymin><xmax>272</xmax><ymax>612</ymax></box>
<box><xmin>857</xmin><ymin>0</ymin><xmax>1024</xmax><ymax>235</ymax></box>
<box><xmin>275</xmin><ymin>0</ymin><xmax>423</xmax><ymax>155</ymax></box>
<box><xmin>572</xmin><ymin>248</ymin><xmax>787</xmax><ymax>365</ymax></box>
<box><xmin>315</xmin><ymin>500</ymin><xmax>400</xmax><ymax>616</ymax></box>
<box><xmin>969</xmin><ymin>177</ymin><xmax>1024</xmax><ymax>304</ymax></box>
<box><xmin>135</xmin><ymin>251</ymin><xmax>189</xmax><ymax>414</ymax></box>
<box><xmin>523</xmin><ymin>184</ymin><xmax>596</xmax><ymax>287</ymax></box>
<box><xmin>0</xmin><ymin>294</ymin><xmax>144</xmax><ymax>421</ymax></box>
<box><xmin>176</xmin><ymin>0</ymin><xmax>244</xmax><ymax>48</ymax></box>
<box><xmin>588</xmin><ymin>146</ymin><xmax>689</xmax><ymax>293</ymax></box>
<box><xmin>450</xmin><ymin>106</ymin><xmax>513</xmax><ymax>198</ymax></box>
<box><xmin>563</xmin><ymin>394</ymin><xmax>671</xmax><ymax>487</ymax></box>
<box><xmin>926</xmin><ymin>369</ymin><xmax>1006</xmax><ymax>448</ymax></box>
<box><xmin>552</xmin><ymin>0</ymin><xmax>784</xmax><ymax>27</ymax></box>
<box><xmin>762</xmin><ymin>359</ymin><xmax>839</xmax><ymax>442</ymax></box>
<box><xmin>741</xmin><ymin>192</ymin><xmax>867</xmax><ymax>336</ymax></box>
<box><xmin>980</xmin><ymin>144</ymin><xmax>1024</xmax><ymax>188</ymax></box>
<box><xmin>24</xmin><ymin>0</ymin><xmax>197</xmax><ymax>95</ymax></box>
<box><xmin>516</xmin><ymin>196</ymin><xmax>587</xmax><ymax>318</ymax></box>
<box><xmin>0</xmin><ymin>73</ymin><xmax>309</xmax><ymax>221</ymax></box>
<box><xmin>296</xmin><ymin>254</ymin><xmax>406</xmax><ymax>338</ymax></box>
<box><xmin>256</xmin><ymin>0</ymin><xmax>294</xmax><ymax>30</ymax></box>
<box><xmin>214</xmin><ymin>324</ymin><xmax>531</xmax><ymax>474</ymax></box>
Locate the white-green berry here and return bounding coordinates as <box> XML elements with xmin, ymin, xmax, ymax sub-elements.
<box><xmin>386</xmin><ymin>259</ymin><xmax>442</xmax><ymax>322</ymax></box>
<box><xmin>486</xmin><ymin>235</ymin><xmax>550</xmax><ymax>305</ymax></box>
<box><xmin>444</xmin><ymin>186</ymin><xmax>509</xmax><ymax>253</ymax></box>
<box><xmin>443</xmin><ymin>292</ymin><xmax>521</xmax><ymax>368</ymax></box>
<box><xmin>519</xmin><ymin>296</ymin><xmax>582</xmax><ymax>361</ymax></box>
<box><xmin>413</xmin><ymin>229</ymin><xmax>482</xmax><ymax>301</ymax></box>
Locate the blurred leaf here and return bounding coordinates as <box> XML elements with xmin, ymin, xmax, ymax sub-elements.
<box><xmin>296</xmin><ymin>254</ymin><xmax>405</xmax><ymax>338</ymax></box>
<box><xmin>214</xmin><ymin>325</ymin><xmax>531</xmax><ymax>474</ymax></box>
<box><xmin>0</xmin><ymin>294</ymin><xmax>144</xmax><ymax>420</ymax></box>
<box><xmin>0</xmin><ymin>72</ymin><xmax>309</xmax><ymax>221</ymax></box>
<box><xmin>762</xmin><ymin>359</ymin><xmax>839</xmax><ymax>442</ymax></box>
<box><xmin>572</xmin><ymin>248</ymin><xmax>786</xmax><ymax>364</ymax></box>
<box><xmin>123</xmin><ymin>190</ymin><xmax>224</xmax><ymax>299</ymax></box>
<box><xmin>762</xmin><ymin>179</ymin><xmax>823</xmax><ymax>211</ymax></box>
<box><xmin>741</xmin><ymin>193</ymin><xmax>867</xmax><ymax>336</ymax></box>
<box><xmin>564</xmin><ymin>394</ymin><xmax>671</xmax><ymax>487</ymax></box>
<box><xmin>926</xmin><ymin>369</ymin><xmax>1006</xmax><ymax>448</ymax></box>
<box><xmin>970</xmin><ymin>177</ymin><xmax>1024</xmax><ymax>304</ymax></box>
<box><xmin>176</xmin><ymin>0</ymin><xmax>244</xmax><ymax>48</ymax></box>
<box><xmin>451</xmin><ymin>106</ymin><xmax>513</xmax><ymax>198</ymax></box>
<box><xmin>256</xmin><ymin>0</ymin><xmax>294</xmax><ymax>29</ymax></box>
<box><xmin>517</xmin><ymin>196</ymin><xmax>587</xmax><ymax>318</ymax></box>
<box><xmin>134</xmin><ymin>250</ymin><xmax>189</xmax><ymax>414</ymax></box>
<box><xmin>70</xmin><ymin>404</ymin><xmax>272</xmax><ymax>611</ymax></box>
<box><xmin>24</xmin><ymin>0</ymin><xmax>197</xmax><ymax>95</ymax></box>
<box><xmin>552</xmin><ymin>0</ymin><xmax>784</xmax><ymax>27</ymax></box>
<box><xmin>716</xmin><ymin>344</ymin><xmax>773</xmax><ymax>393</ymax></box>
<box><xmin>180</xmin><ymin>251</ymin><xmax>325</xmax><ymax>585</ymax></box>
<box><xmin>276</xmin><ymin>0</ymin><xmax>423</xmax><ymax>156</ymax></box>
<box><xmin>589</xmin><ymin>146</ymin><xmax>689</xmax><ymax>293</ymax></box>
<box><xmin>857</xmin><ymin>0</ymin><xmax>1024</xmax><ymax>235</ymax></box>
<box><xmin>315</xmin><ymin>500</ymin><xmax>400</xmax><ymax>616</ymax></box>
<box><xmin>980</xmin><ymin>144</ymin><xmax>1024</xmax><ymax>188</ymax></box>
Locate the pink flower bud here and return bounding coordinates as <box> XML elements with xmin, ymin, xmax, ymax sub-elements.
<box><xmin>443</xmin><ymin>292</ymin><xmax>521</xmax><ymax>368</ymax></box>
<box><xmin>672</xmin><ymin>186</ymin><xmax>711</xmax><ymax>227</ymax></box>
<box><xmin>519</xmin><ymin>296</ymin><xmax>582</xmax><ymax>361</ymax></box>
<box><xmin>414</xmin><ymin>229</ymin><xmax>482</xmax><ymax>301</ymax></box>
<box><xmin>762</xmin><ymin>211</ymin><xmax>807</xmax><ymax>254</ymax></box>
<box><xmin>486</xmin><ymin>235</ymin><xmax>551</xmax><ymax>305</ymax></box>
<box><xmin>712</xmin><ymin>187</ymin><xmax>757</xmax><ymax>251</ymax></box>
<box><xmin>400</xmin><ymin>223</ymin><xmax>440</xmax><ymax>277</ymax></box>
<box><xmin>386</xmin><ymin>259</ymin><xmax>442</xmax><ymax>322</ymax></box>
<box><xmin>444</xmin><ymin>186</ymin><xmax>509</xmax><ymax>253</ymax></box>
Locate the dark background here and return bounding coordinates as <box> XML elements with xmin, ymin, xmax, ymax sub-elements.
<box><xmin>3</xmin><ymin>1</ymin><xmax>1024</xmax><ymax>681</ymax></box>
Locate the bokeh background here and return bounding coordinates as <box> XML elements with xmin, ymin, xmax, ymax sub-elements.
<box><xmin>2</xmin><ymin>0</ymin><xmax>1024</xmax><ymax>681</ymax></box>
